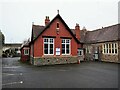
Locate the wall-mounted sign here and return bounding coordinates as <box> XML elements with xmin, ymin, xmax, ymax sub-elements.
<box><xmin>56</xmin><ymin>48</ymin><xmax>60</xmax><ymax>55</ymax></box>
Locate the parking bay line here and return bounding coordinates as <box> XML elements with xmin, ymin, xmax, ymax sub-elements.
<box><xmin>3</xmin><ymin>66</ymin><xmax>21</xmax><ymax>68</ymax></box>
<box><xmin>2</xmin><ymin>73</ymin><xmax>23</xmax><ymax>76</ymax></box>
<box><xmin>2</xmin><ymin>81</ymin><xmax>23</xmax><ymax>86</ymax></box>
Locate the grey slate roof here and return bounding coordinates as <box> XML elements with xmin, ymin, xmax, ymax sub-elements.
<box><xmin>31</xmin><ymin>14</ymin><xmax>80</xmax><ymax>43</ymax></box>
<box><xmin>31</xmin><ymin>25</ymin><xmax>44</xmax><ymax>41</ymax></box>
<box><xmin>31</xmin><ymin>17</ymin><xmax>119</xmax><ymax>44</ymax></box>
<box><xmin>80</xmin><ymin>24</ymin><xmax>120</xmax><ymax>43</ymax></box>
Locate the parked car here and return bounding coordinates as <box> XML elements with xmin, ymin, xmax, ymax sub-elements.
<box><xmin>2</xmin><ymin>48</ymin><xmax>21</xmax><ymax>58</ymax></box>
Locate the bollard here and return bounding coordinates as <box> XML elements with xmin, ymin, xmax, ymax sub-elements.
<box><xmin>78</xmin><ymin>59</ymin><xmax>80</xmax><ymax>64</ymax></box>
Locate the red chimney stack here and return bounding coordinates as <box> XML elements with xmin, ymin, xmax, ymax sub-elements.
<box><xmin>75</xmin><ymin>23</ymin><xmax>80</xmax><ymax>41</ymax></box>
<box><xmin>45</xmin><ymin>16</ymin><xmax>50</xmax><ymax>26</ymax></box>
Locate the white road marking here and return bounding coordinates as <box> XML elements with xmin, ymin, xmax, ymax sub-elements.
<box><xmin>3</xmin><ymin>66</ymin><xmax>21</xmax><ymax>68</ymax></box>
<box><xmin>59</xmin><ymin>69</ymin><xmax>68</xmax><ymax>71</ymax></box>
<box><xmin>2</xmin><ymin>81</ymin><xmax>23</xmax><ymax>86</ymax></box>
<box><xmin>2</xmin><ymin>73</ymin><xmax>23</xmax><ymax>76</ymax></box>
<box><xmin>20</xmin><ymin>73</ymin><xmax>23</xmax><ymax>75</ymax></box>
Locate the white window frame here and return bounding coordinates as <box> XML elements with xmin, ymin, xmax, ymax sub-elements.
<box><xmin>109</xmin><ymin>43</ymin><xmax>112</xmax><ymax>54</ymax></box>
<box><xmin>24</xmin><ymin>48</ymin><xmax>29</xmax><ymax>55</ymax></box>
<box><xmin>44</xmin><ymin>38</ymin><xmax>54</xmax><ymax>55</ymax></box>
<box><xmin>78</xmin><ymin>49</ymin><xmax>83</xmax><ymax>56</ymax></box>
<box><xmin>102</xmin><ymin>43</ymin><xmax>118</xmax><ymax>55</ymax></box>
<box><xmin>62</xmin><ymin>39</ymin><xmax>71</xmax><ymax>55</ymax></box>
<box><xmin>114</xmin><ymin>43</ymin><xmax>118</xmax><ymax>54</ymax></box>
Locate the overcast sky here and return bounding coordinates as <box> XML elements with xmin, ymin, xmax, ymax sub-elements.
<box><xmin>0</xmin><ymin>0</ymin><xmax>119</xmax><ymax>43</ymax></box>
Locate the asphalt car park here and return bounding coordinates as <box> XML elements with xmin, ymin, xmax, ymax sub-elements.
<box><xmin>2</xmin><ymin>57</ymin><xmax>119</xmax><ymax>88</ymax></box>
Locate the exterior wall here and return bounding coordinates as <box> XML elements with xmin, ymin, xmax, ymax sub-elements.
<box><xmin>118</xmin><ymin>41</ymin><xmax>120</xmax><ymax>63</ymax></box>
<box><xmin>32</xmin><ymin>18</ymin><xmax>82</xmax><ymax>65</ymax></box>
<box><xmin>31</xmin><ymin>56</ymin><xmax>79</xmax><ymax>66</ymax></box>
<box><xmin>21</xmin><ymin>47</ymin><xmax>30</xmax><ymax>62</ymax></box>
<box><xmin>101</xmin><ymin>54</ymin><xmax>118</xmax><ymax>62</ymax></box>
<box><xmin>34</xmin><ymin>36</ymin><xmax>43</xmax><ymax>57</ymax></box>
<box><xmin>34</xmin><ymin>18</ymin><xmax>79</xmax><ymax>57</ymax></box>
<box><xmin>82</xmin><ymin>43</ymin><xmax>100</xmax><ymax>61</ymax></box>
<box><xmin>101</xmin><ymin>41</ymin><xmax>119</xmax><ymax>63</ymax></box>
<box><xmin>83</xmin><ymin>41</ymin><xmax>119</xmax><ymax>63</ymax></box>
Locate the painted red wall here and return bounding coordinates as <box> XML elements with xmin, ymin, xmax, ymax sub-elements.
<box><xmin>34</xmin><ymin>36</ymin><xmax>43</xmax><ymax>57</ymax></box>
<box><xmin>21</xmin><ymin>47</ymin><xmax>30</xmax><ymax>62</ymax></box>
<box><xmin>33</xmin><ymin>18</ymin><xmax>81</xmax><ymax>57</ymax></box>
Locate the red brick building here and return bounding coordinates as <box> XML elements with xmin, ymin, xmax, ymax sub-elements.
<box><xmin>20</xmin><ymin>13</ymin><xmax>120</xmax><ymax>64</ymax></box>
<box><xmin>20</xmin><ymin>41</ymin><xmax>30</xmax><ymax>62</ymax></box>
<box><xmin>21</xmin><ymin>13</ymin><xmax>83</xmax><ymax>65</ymax></box>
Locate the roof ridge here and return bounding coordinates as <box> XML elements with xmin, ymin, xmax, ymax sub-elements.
<box><xmin>33</xmin><ymin>25</ymin><xmax>45</xmax><ymax>27</ymax></box>
<box><xmin>90</xmin><ymin>23</ymin><xmax>119</xmax><ymax>32</ymax></box>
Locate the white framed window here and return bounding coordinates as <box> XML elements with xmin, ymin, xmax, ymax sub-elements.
<box><xmin>102</xmin><ymin>43</ymin><xmax>118</xmax><ymax>54</ymax></box>
<box><xmin>44</xmin><ymin>38</ymin><xmax>54</xmax><ymax>55</ymax></box>
<box><xmin>109</xmin><ymin>44</ymin><xmax>111</xmax><ymax>54</ymax></box>
<box><xmin>114</xmin><ymin>43</ymin><xmax>118</xmax><ymax>54</ymax></box>
<box><xmin>112</xmin><ymin>43</ymin><xmax>114</xmax><ymax>54</ymax></box>
<box><xmin>103</xmin><ymin>44</ymin><xmax>106</xmax><ymax>53</ymax></box>
<box><xmin>106</xmin><ymin>44</ymin><xmax>109</xmax><ymax>53</ymax></box>
<box><xmin>62</xmin><ymin>39</ymin><xmax>71</xmax><ymax>55</ymax></box>
<box><xmin>78</xmin><ymin>49</ymin><xmax>83</xmax><ymax>56</ymax></box>
<box><xmin>24</xmin><ymin>49</ymin><xmax>29</xmax><ymax>55</ymax></box>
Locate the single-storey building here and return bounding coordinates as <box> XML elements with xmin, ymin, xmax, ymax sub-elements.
<box><xmin>80</xmin><ymin>24</ymin><xmax>120</xmax><ymax>63</ymax></box>
<box><xmin>20</xmin><ymin>41</ymin><xmax>30</xmax><ymax>62</ymax></box>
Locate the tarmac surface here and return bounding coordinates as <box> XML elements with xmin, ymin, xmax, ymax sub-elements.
<box><xmin>2</xmin><ymin>57</ymin><xmax>119</xmax><ymax>88</ymax></box>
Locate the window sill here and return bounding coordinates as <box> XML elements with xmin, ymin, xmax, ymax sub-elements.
<box><xmin>102</xmin><ymin>53</ymin><xmax>118</xmax><ymax>55</ymax></box>
<box><xmin>24</xmin><ymin>54</ymin><xmax>29</xmax><ymax>55</ymax></box>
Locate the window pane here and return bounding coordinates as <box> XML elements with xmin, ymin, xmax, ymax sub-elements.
<box><xmin>106</xmin><ymin>44</ymin><xmax>108</xmax><ymax>53</ymax></box>
<box><xmin>50</xmin><ymin>39</ymin><xmax>53</xmax><ymax>43</ymax></box>
<box><xmin>66</xmin><ymin>39</ymin><xmax>70</xmax><ymax>43</ymax></box>
<box><xmin>62</xmin><ymin>44</ymin><xmax>65</xmax><ymax>54</ymax></box>
<box><xmin>115</xmin><ymin>43</ymin><xmax>117</xmax><ymax>48</ymax></box>
<box><xmin>66</xmin><ymin>44</ymin><xmax>69</xmax><ymax>54</ymax></box>
<box><xmin>115</xmin><ymin>49</ymin><xmax>117</xmax><ymax>54</ymax></box>
<box><xmin>24</xmin><ymin>49</ymin><xmax>29</xmax><ymax>55</ymax></box>
<box><xmin>50</xmin><ymin>44</ymin><xmax>53</xmax><ymax>54</ymax></box>
<box><xmin>109</xmin><ymin>44</ymin><xmax>111</xmax><ymax>53</ymax></box>
<box><xmin>25</xmin><ymin>49</ymin><xmax>28</xmax><ymax>54</ymax></box>
<box><xmin>78</xmin><ymin>50</ymin><xmax>83</xmax><ymax>56</ymax></box>
<box><xmin>112</xmin><ymin>44</ymin><xmax>114</xmax><ymax>53</ymax></box>
<box><xmin>79</xmin><ymin>51</ymin><xmax>82</xmax><ymax>55</ymax></box>
<box><xmin>57</xmin><ymin>23</ymin><xmax>59</xmax><ymax>28</ymax></box>
<box><xmin>44</xmin><ymin>44</ymin><xmax>48</xmax><ymax>54</ymax></box>
<box><xmin>44</xmin><ymin>38</ymin><xmax>48</xmax><ymax>43</ymax></box>
<box><xmin>104</xmin><ymin>44</ymin><xmax>106</xmax><ymax>53</ymax></box>
<box><xmin>62</xmin><ymin>39</ymin><xmax>65</xmax><ymax>43</ymax></box>
<box><xmin>115</xmin><ymin>43</ymin><xmax>117</xmax><ymax>54</ymax></box>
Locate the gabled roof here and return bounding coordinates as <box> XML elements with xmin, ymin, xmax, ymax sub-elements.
<box><xmin>81</xmin><ymin>24</ymin><xmax>120</xmax><ymax>43</ymax></box>
<box><xmin>20</xmin><ymin>40</ymin><xmax>30</xmax><ymax>50</ymax></box>
<box><xmin>31</xmin><ymin>25</ymin><xmax>44</xmax><ymax>41</ymax></box>
<box><xmin>31</xmin><ymin>14</ymin><xmax>80</xmax><ymax>44</ymax></box>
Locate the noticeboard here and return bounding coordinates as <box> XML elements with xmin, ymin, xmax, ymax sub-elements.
<box><xmin>56</xmin><ymin>48</ymin><xmax>60</xmax><ymax>55</ymax></box>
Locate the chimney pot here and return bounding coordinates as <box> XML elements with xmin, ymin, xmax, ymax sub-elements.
<box><xmin>45</xmin><ymin>16</ymin><xmax>50</xmax><ymax>25</ymax></box>
<box><xmin>75</xmin><ymin>23</ymin><xmax>80</xmax><ymax>41</ymax></box>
